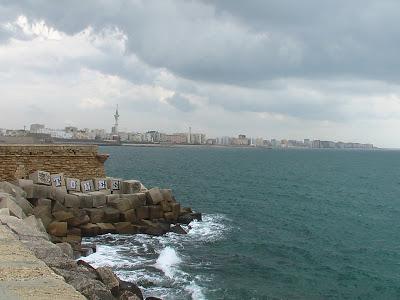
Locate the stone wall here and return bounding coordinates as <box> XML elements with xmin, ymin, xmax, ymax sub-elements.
<box><xmin>0</xmin><ymin>145</ymin><xmax>108</xmax><ymax>181</ymax></box>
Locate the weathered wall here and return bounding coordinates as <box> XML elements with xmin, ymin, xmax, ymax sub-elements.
<box><xmin>0</xmin><ymin>145</ymin><xmax>108</xmax><ymax>181</ymax></box>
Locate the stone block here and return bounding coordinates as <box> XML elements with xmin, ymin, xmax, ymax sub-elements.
<box><xmin>103</xmin><ymin>207</ymin><xmax>120</xmax><ymax>223</ymax></box>
<box><xmin>52</xmin><ymin>210</ymin><xmax>74</xmax><ymax>222</ymax></box>
<box><xmin>33</xmin><ymin>205</ymin><xmax>53</xmax><ymax>229</ymax></box>
<box><xmin>80</xmin><ymin>223</ymin><xmax>100</xmax><ymax>237</ymax></box>
<box><xmin>160</xmin><ymin>200</ymin><xmax>172</xmax><ymax>212</ymax></box>
<box><xmin>67</xmin><ymin>210</ymin><xmax>90</xmax><ymax>227</ymax></box>
<box><xmin>121</xmin><ymin>193</ymin><xmax>146</xmax><ymax>208</ymax></box>
<box><xmin>32</xmin><ymin>184</ymin><xmax>52</xmax><ymax>199</ymax></box>
<box><xmin>68</xmin><ymin>227</ymin><xmax>81</xmax><ymax>236</ymax></box>
<box><xmin>56</xmin><ymin>242</ymin><xmax>74</xmax><ymax>258</ymax></box>
<box><xmin>106</xmin><ymin>194</ymin><xmax>120</xmax><ymax>205</ymax></box>
<box><xmin>73</xmin><ymin>193</ymin><xmax>93</xmax><ymax>208</ymax></box>
<box><xmin>149</xmin><ymin>205</ymin><xmax>164</xmax><ymax>220</ymax></box>
<box><xmin>121</xmin><ymin>209</ymin><xmax>137</xmax><ymax>223</ymax></box>
<box><xmin>107</xmin><ymin>178</ymin><xmax>122</xmax><ymax>192</ymax></box>
<box><xmin>29</xmin><ymin>170</ymin><xmax>51</xmax><ymax>185</ymax></box>
<box><xmin>52</xmin><ymin>201</ymin><xmax>66</xmax><ymax>213</ymax></box>
<box><xmin>37</xmin><ymin>198</ymin><xmax>52</xmax><ymax>208</ymax></box>
<box><xmin>0</xmin><ymin>207</ymin><xmax>10</xmax><ymax>215</ymax></box>
<box><xmin>146</xmin><ymin>188</ymin><xmax>163</xmax><ymax>205</ymax></box>
<box><xmin>136</xmin><ymin>206</ymin><xmax>149</xmax><ymax>220</ymax></box>
<box><xmin>170</xmin><ymin>224</ymin><xmax>187</xmax><ymax>235</ymax></box>
<box><xmin>114</xmin><ymin>198</ymin><xmax>132</xmax><ymax>212</ymax></box>
<box><xmin>12</xmin><ymin>194</ymin><xmax>34</xmax><ymax>216</ymax></box>
<box><xmin>62</xmin><ymin>234</ymin><xmax>82</xmax><ymax>245</ymax></box>
<box><xmin>51</xmin><ymin>173</ymin><xmax>65</xmax><ymax>188</ymax></box>
<box><xmin>160</xmin><ymin>189</ymin><xmax>174</xmax><ymax>202</ymax></box>
<box><xmin>98</xmin><ymin>189</ymin><xmax>111</xmax><ymax>195</ymax></box>
<box><xmin>164</xmin><ymin>212</ymin><xmax>177</xmax><ymax>223</ymax></box>
<box><xmin>97</xmin><ymin>223</ymin><xmax>116</xmax><ymax>234</ymax></box>
<box><xmin>171</xmin><ymin>203</ymin><xmax>181</xmax><ymax>219</ymax></box>
<box><xmin>94</xmin><ymin>178</ymin><xmax>108</xmax><ymax>191</ymax></box>
<box><xmin>85</xmin><ymin>208</ymin><xmax>105</xmax><ymax>223</ymax></box>
<box><xmin>48</xmin><ymin>221</ymin><xmax>68</xmax><ymax>237</ymax></box>
<box><xmin>64</xmin><ymin>194</ymin><xmax>80</xmax><ymax>208</ymax></box>
<box><xmin>96</xmin><ymin>266</ymin><xmax>120</xmax><ymax>295</ymax></box>
<box><xmin>50</xmin><ymin>186</ymin><xmax>68</xmax><ymax>203</ymax></box>
<box><xmin>121</xmin><ymin>180</ymin><xmax>141</xmax><ymax>194</ymax></box>
<box><xmin>114</xmin><ymin>222</ymin><xmax>138</xmax><ymax>234</ymax></box>
<box><xmin>65</xmin><ymin>178</ymin><xmax>81</xmax><ymax>192</ymax></box>
<box><xmin>0</xmin><ymin>181</ymin><xmax>27</xmax><ymax>198</ymax></box>
<box><xmin>16</xmin><ymin>179</ymin><xmax>34</xmax><ymax>198</ymax></box>
<box><xmin>80</xmin><ymin>180</ymin><xmax>95</xmax><ymax>193</ymax></box>
<box><xmin>88</xmin><ymin>191</ymin><xmax>107</xmax><ymax>207</ymax></box>
<box><xmin>0</xmin><ymin>193</ymin><xmax>26</xmax><ymax>219</ymax></box>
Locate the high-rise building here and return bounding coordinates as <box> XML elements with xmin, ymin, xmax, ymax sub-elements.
<box><xmin>112</xmin><ymin>105</ymin><xmax>120</xmax><ymax>135</ymax></box>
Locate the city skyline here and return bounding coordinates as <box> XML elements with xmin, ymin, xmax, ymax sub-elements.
<box><xmin>1</xmin><ymin>1</ymin><xmax>399</xmax><ymax>147</ymax></box>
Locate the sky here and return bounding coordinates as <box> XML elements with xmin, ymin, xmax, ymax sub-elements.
<box><xmin>1</xmin><ymin>1</ymin><xmax>400</xmax><ymax>147</ymax></box>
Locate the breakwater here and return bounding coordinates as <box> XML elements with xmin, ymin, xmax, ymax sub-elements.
<box><xmin>0</xmin><ymin>145</ymin><xmax>202</xmax><ymax>299</ymax></box>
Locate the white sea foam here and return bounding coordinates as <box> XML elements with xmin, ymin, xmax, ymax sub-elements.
<box><xmin>185</xmin><ymin>281</ymin><xmax>206</xmax><ymax>300</ymax></box>
<box><xmin>154</xmin><ymin>246</ymin><xmax>182</xmax><ymax>278</ymax></box>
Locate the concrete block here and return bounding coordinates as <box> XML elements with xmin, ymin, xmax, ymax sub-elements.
<box><xmin>160</xmin><ymin>200</ymin><xmax>172</xmax><ymax>212</ymax></box>
<box><xmin>146</xmin><ymin>188</ymin><xmax>163</xmax><ymax>205</ymax></box>
<box><xmin>48</xmin><ymin>221</ymin><xmax>68</xmax><ymax>237</ymax></box>
<box><xmin>97</xmin><ymin>223</ymin><xmax>116</xmax><ymax>234</ymax></box>
<box><xmin>51</xmin><ymin>173</ymin><xmax>65</xmax><ymax>188</ymax></box>
<box><xmin>94</xmin><ymin>178</ymin><xmax>108</xmax><ymax>191</ymax></box>
<box><xmin>67</xmin><ymin>210</ymin><xmax>90</xmax><ymax>227</ymax></box>
<box><xmin>16</xmin><ymin>179</ymin><xmax>34</xmax><ymax>198</ymax></box>
<box><xmin>73</xmin><ymin>193</ymin><xmax>93</xmax><ymax>208</ymax></box>
<box><xmin>136</xmin><ymin>206</ymin><xmax>149</xmax><ymax>220</ymax></box>
<box><xmin>52</xmin><ymin>210</ymin><xmax>74</xmax><ymax>222</ymax></box>
<box><xmin>106</xmin><ymin>194</ymin><xmax>120</xmax><ymax>205</ymax></box>
<box><xmin>85</xmin><ymin>208</ymin><xmax>105</xmax><ymax>223</ymax></box>
<box><xmin>29</xmin><ymin>170</ymin><xmax>51</xmax><ymax>185</ymax></box>
<box><xmin>121</xmin><ymin>209</ymin><xmax>137</xmax><ymax>223</ymax></box>
<box><xmin>0</xmin><ymin>193</ymin><xmax>26</xmax><ymax>219</ymax></box>
<box><xmin>149</xmin><ymin>205</ymin><xmax>164</xmax><ymax>220</ymax></box>
<box><xmin>107</xmin><ymin>178</ymin><xmax>122</xmax><ymax>192</ymax></box>
<box><xmin>121</xmin><ymin>180</ymin><xmax>141</xmax><ymax>194</ymax></box>
<box><xmin>114</xmin><ymin>222</ymin><xmax>138</xmax><ymax>234</ymax></box>
<box><xmin>32</xmin><ymin>184</ymin><xmax>52</xmax><ymax>199</ymax></box>
<box><xmin>36</xmin><ymin>198</ymin><xmax>52</xmax><ymax>209</ymax></box>
<box><xmin>171</xmin><ymin>203</ymin><xmax>181</xmax><ymax>219</ymax></box>
<box><xmin>164</xmin><ymin>212</ymin><xmax>177</xmax><ymax>223</ymax></box>
<box><xmin>80</xmin><ymin>223</ymin><xmax>100</xmax><ymax>237</ymax></box>
<box><xmin>160</xmin><ymin>189</ymin><xmax>174</xmax><ymax>202</ymax></box>
<box><xmin>33</xmin><ymin>205</ymin><xmax>53</xmax><ymax>229</ymax></box>
<box><xmin>80</xmin><ymin>180</ymin><xmax>94</xmax><ymax>193</ymax></box>
<box><xmin>64</xmin><ymin>194</ymin><xmax>80</xmax><ymax>208</ymax></box>
<box><xmin>102</xmin><ymin>207</ymin><xmax>120</xmax><ymax>223</ymax></box>
<box><xmin>88</xmin><ymin>191</ymin><xmax>106</xmax><ymax>208</ymax></box>
<box><xmin>121</xmin><ymin>193</ymin><xmax>146</xmax><ymax>209</ymax></box>
<box><xmin>65</xmin><ymin>178</ymin><xmax>81</xmax><ymax>192</ymax></box>
<box><xmin>50</xmin><ymin>186</ymin><xmax>67</xmax><ymax>203</ymax></box>
<box><xmin>111</xmin><ymin>198</ymin><xmax>131</xmax><ymax>212</ymax></box>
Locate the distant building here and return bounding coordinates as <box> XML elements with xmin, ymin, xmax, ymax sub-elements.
<box><xmin>231</xmin><ymin>134</ymin><xmax>250</xmax><ymax>146</ymax></box>
<box><xmin>30</xmin><ymin>124</ymin><xmax>45</xmax><ymax>133</ymax></box>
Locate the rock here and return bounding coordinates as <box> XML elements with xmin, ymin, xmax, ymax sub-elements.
<box><xmin>121</xmin><ymin>193</ymin><xmax>146</xmax><ymax>208</ymax></box>
<box><xmin>36</xmin><ymin>198</ymin><xmax>52</xmax><ymax>208</ymax></box>
<box><xmin>145</xmin><ymin>297</ymin><xmax>162</xmax><ymax>300</ymax></box>
<box><xmin>67</xmin><ymin>209</ymin><xmax>90</xmax><ymax>227</ymax></box>
<box><xmin>121</xmin><ymin>209</ymin><xmax>137</xmax><ymax>223</ymax></box>
<box><xmin>171</xmin><ymin>203</ymin><xmax>181</xmax><ymax>219</ymax></box>
<box><xmin>89</xmin><ymin>191</ymin><xmax>107</xmax><ymax>207</ymax></box>
<box><xmin>68</xmin><ymin>273</ymin><xmax>114</xmax><ymax>300</ymax></box>
<box><xmin>65</xmin><ymin>177</ymin><xmax>81</xmax><ymax>192</ymax></box>
<box><xmin>50</xmin><ymin>173</ymin><xmax>65</xmax><ymax>187</ymax></box>
<box><xmin>72</xmin><ymin>192</ymin><xmax>93</xmax><ymax>208</ymax></box>
<box><xmin>32</xmin><ymin>184</ymin><xmax>52</xmax><ymax>199</ymax></box>
<box><xmin>12</xmin><ymin>194</ymin><xmax>33</xmax><ymax>216</ymax></box>
<box><xmin>0</xmin><ymin>215</ymin><xmax>48</xmax><ymax>240</ymax></box>
<box><xmin>119</xmin><ymin>280</ymin><xmax>144</xmax><ymax>300</ymax></box>
<box><xmin>33</xmin><ymin>205</ymin><xmax>53</xmax><ymax>229</ymax></box>
<box><xmin>191</xmin><ymin>212</ymin><xmax>202</xmax><ymax>221</ymax></box>
<box><xmin>140</xmin><ymin>220</ymin><xmax>168</xmax><ymax>236</ymax></box>
<box><xmin>178</xmin><ymin>212</ymin><xmax>202</xmax><ymax>225</ymax></box>
<box><xmin>97</xmin><ymin>222</ymin><xmax>116</xmax><ymax>234</ymax></box>
<box><xmin>136</xmin><ymin>206</ymin><xmax>149</xmax><ymax>220</ymax></box>
<box><xmin>146</xmin><ymin>188</ymin><xmax>163</xmax><ymax>205</ymax></box>
<box><xmin>120</xmin><ymin>291</ymin><xmax>141</xmax><ymax>300</ymax></box>
<box><xmin>180</xmin><ymin>207</ymin><xmax>193</xmax><ymax>214</ymax></box>
<box><xmin>0</xmin><ymin>181</ymin><xmax>27</xmax><ymax>198</ymax></box>
<box><xmin>63</xmin><ymin>234</ymin><xmax>82</xmax><ymax>245</ymax></box>
<box><xmin>52</xmin><ymin>210</ymin><xmax>74</xmax><ymax>222</ymax></box>
<box><xmin>80</xmin><ymin>223</ymin><xmax>100</xmax><ymax>237</ymax></box>
<box><xmin>80</xmin><ymin>180</ymin><xmax>95</xmax><ymax>193</ymax></box>
<box><xmin>52</xmin><ymin>201</ymin><xmax>67</xmax><ymax>212</ymax></box>
<box><xmin>96</xmin><ymin>266</ymin><xmax>120</xmax><ymax>296</ymax></box>
<box><xmin>122</xmin><ymin>180</ymin><xmax>142</xmax><ymax>194</ymax></box>
<box><xmin>24</xmin><ymin>215</ymin><xmax>48</xmax><ymax>235</ymax></box>
<box><xmin>85</xmin><ymin>208</ymin><xmax>105</xmax><ymax>223</ymax></box>
<box><xmin>29</xmin><ymin>170</ymin><xmax>51</xmax><ymax>185</ymax></box>
<box><xmin>103</xmin><ymin>207</ymin><xmax>120</xmax><ymax>223</ymax></box>
<box><xmin>106</xmin><ymin>193</ymin><xmax>120</xmax><ymax>204</ymax></box>
<box><xmin>170</xmin><ymin>224</ymin><xmax>187</xmax><ymax>235</ymax></box>
<box><xmin>149</xmin><ymin>205</ymin><xmax>163</xmax><ymax>220</ymax></box>
<box><xmin>50</xmin><ymin>186</ymin><xmax>67</xmax><ymax>203</ymax></box>
<box><xmin>114</xmin><ymin>222</ymin><xmax>138</xmax><ymax>234</ymax></box>
<box><xmin>48</xmin><ymin>221</ymin><xmax>68</xmax><ymax>237</ymax></box>
<box><xmin>64</xmin><ymin>194</ymin><xmax>80</xmax><ymax>208</ymax></box>
<box><xmin>0</xmin><ymin>208</ymin><xmax>10</xmax><ymax>215</ymax></box>
<box><xmin>164</xmin><ymin>212</ymin><xmax>176</xmax><ymax>223</ymax></box>
<box><xmin>0</xmin><ymin>193</ymin><xmax>26</xmax><ymax>219</ymax></box>
<box><xmin>110</xmin><ymin>198</ymin><xmax>132</xmax><ymax>212</ymax></box>
<box><xmin>16</xmin><ymin>179</ymin><xmax>34</xmax><ymax>198</ymax></box>
<box><xmin>56</xmin><ymin>242</ymin><xmax>74</xmax><ymax>258</ymax></box>
<box><xmin>160</xmin><ymin>200</ymin><xmax>172</xmax><ymax>212</ymax></box>
<box><xmin>160</xmin><ymin>189</ymin><xmax>174</xmax><ymax>202</ymax></box>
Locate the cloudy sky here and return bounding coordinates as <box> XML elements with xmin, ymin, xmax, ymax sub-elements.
<box><xmin>1</xmin><ymin>1</ymin><xmax>400</xmax><ymax>147</ymax></box>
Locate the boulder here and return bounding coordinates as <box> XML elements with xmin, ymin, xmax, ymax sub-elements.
<box><xmin>65</xmin><ymin>177</ymin><xmax>81</xmax><ymax>192</ymax></box>
<box><xmin>121</xmin><ymin>209</ymin><xmax>137</xmax><ymax>223</ymax></box>
<box><xmin>36</xmin><ymin>198</ymin><xmax>52</xmax><ymax>208</ymax></box>
<box><xmin>33</xmin><ymin>205</ymin><xmax>53</xmax><ymax>229</ymax></box>
<box><xmin>178</xmin><ymin>212</ymin><xmax>202</xmax><ymax>224</ymax></box>
<box><xmin>0</xmin><ymin>208</ymin><xmax>10</xmax><ymax>216</ymax></box>
<box><xmin>121</xmin><ymin>193</ymin><xmax>146</xmax><ymax>208</ymax></box>
<box><xmin>29</xmin><ymin>170</ymin><xmax>51</xmax><ymax>185</ymax></box>
<box><xmin>62</xmin><ymin>234</ymin><xmax>82</xmax><ymax>245</ymax></box>
<box><xmin>114</xmin><ymin>222</ymin><xmax>138</xmax><ymax>234</ymax></box>
<box><xmin>89</xmin><ymin>191</ymin><xmax>107</xmax><ymax>207</ymax></box>
<box><xmin>120</xmin><ymin>291</ymin><xmax>141</xmax><ymax>300</ymax></box>
<box><xmin>112</xmin><ymin>198</ymin><xmax>132</xmax><ymax>212</ymax></box>
<box><xmin>122</xmin><ymin>180</ymin><xmax>142</xmax><ymax>194</ymax></box>
<box><xmin>149</xmin><ymin>205</ymin><xmax>163</xmax><ymax>220</ymax></box>
<box><xmin>32</xmin><ymin>184</ymin><xmax>52</xmax><ymax>199</ymax></box>
<box><xmin>119</xmin><ymin>280</ymin><xmax>143</xmax><ymax>300</ymax></box>
<box><xmin>171</xmin><ymin>203</ymin><xmax>181</xmax><ymax>219</ymax></box>
<box><xmin>73</xmin><ymin>193</ymin><xmax>93</xmax><ymax>208</ymax></box>
<box><xmin>16</xmin><ymin>179</ymin><xmax>34</xmax><ymax>198</ymax></box>
<box><xmin>0</xmin><ymin>193</ymin><xmax>26</xmax><ymax>219</ymax></box>
<box><xmin>160</xmin><ymin>200</ymin><xmax>172</xmax><ymax>212</ymax></box>
<box><xmin>68</xmin><ymin>273</ymin><xmax>114</xmax><ymax>300</ymax></box>
<box><xmin>52</xmin><ymin>210</ymin><xmax>74</xmax><ymax>222</ymax></box>
<box><xmin>146</xmin><ymin>188</ymin><xmax>163</xmax><ymax>205</ymax></box>
<box><xmin>80</xmin><ymin>180</ymin><xmax>95</xmax><ymax>193</ymax></box>
<box><xmin>50</xmin><ymin>186</ymin><xmax>67</xmax><ymax>203</ymax></box>
<box><xmin>0</xmin><ymin>181</ymin><xmax>27</xmax><ymax>198</ymax></box>
<box><xmin>56</xmin><ymin>242</ymin><xmax>74</xmax><ymax>258</ymax></box>
<box><xmin>103</xmin><ymin>207</ymin><xmax>121</xmax><ymax>223</ymax></box>
<box><xmin>12</xmin><ymin>195</ymin><xmax>33</xmax><ymax>216</ymax></box>
<box><xmin>48</xmin><ymin>221</ymin><xmax>68</xmax><ymax>237</ymax></box>
<box><xmin>97</xmin><ymin>222</ymin><xmax>116</xmax><ymax>234</ymax></box>
<box><xmin>96</xmin><ymin>266</ymin><xmax>120</xmax><ymax>296</ymax></box>
<box><xmin>140</xmin><ymin>220</ymin><xmax>168</xmax><ymax>236</ymax></box>
<box><xmin>170</xmin><ymin>224</ymin><xmax>187</xmax><ymax>235</ymax></box>
<box><xmin>106</xmin><ymin>194</ymin><xmax>120</xmax><ymax>205</ymax></box>
<box><xmin>50</xmin><ymin>173</ymin><xmax>65</xmax><ymax>188</ymax></box>
<box><xmin>80</xmin><ymin>223</ymin><xmax>100</xmax><ymax>237</ymax></box>
<box><xmin>85</xmin><ymin>208</ymin><xmax>105</xmax><ymax>223</ymax></box>
<box><xmin>136</xmin><ymin>206</ymin><xmax>149</xmax><ymax>220</ymax></box>
<box><xmin>160</xmin><ymin>189</ymin><xmax>174</xmax><ymax>202</ymax></box>
<box><xmin>52</xmin><ymin>201</ymin><xmax>67</xmax><ymax>213</ymax></box>
<box><xmin>67</xmin><ymin>210</ymin><xmax>90</xmax><ymax>227</ymax></box>
<box><xmin>64</xmin><ymin>194</ymin><xmax>80</xmax><ymax>208</ymax></box>
<box><xmin>164</xmin><ymin>212</ymin><xmax>177</xmax><ymax>223</ymax></box>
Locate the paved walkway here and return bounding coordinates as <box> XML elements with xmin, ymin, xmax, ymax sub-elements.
<box><xmin>0</xmin><ymin>224</ymin><xmax>85</xmax><ymax>300</ymax></box>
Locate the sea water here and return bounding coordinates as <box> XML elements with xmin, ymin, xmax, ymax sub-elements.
<box><xmin>82</xmin><ymin>146</ymin><xmax>400</xmax><ymax>299</ymax></box>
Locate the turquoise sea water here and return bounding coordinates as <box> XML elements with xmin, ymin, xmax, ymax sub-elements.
<box><xmin>83</xmin><ymin>146</ymin><xmax>400</xmax><ymax>299</ymax></box>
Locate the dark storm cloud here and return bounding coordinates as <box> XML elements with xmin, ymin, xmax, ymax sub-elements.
<box><xmin>165</xmin><ymin>93</ymin><xmax>196</xmax><ymax>112</ymax></box>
